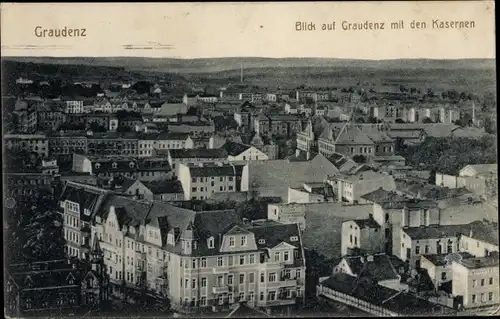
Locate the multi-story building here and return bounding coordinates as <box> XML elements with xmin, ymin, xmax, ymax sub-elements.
<box><xmin>63</xmin><ymin>187</ymin><xmax>307</xmax><ymax>315</ymax></box>
<box><xmin>296</xmin><ymin>121</ymin><xmax>316</xmax><ymax>154</ymax></box>
<box><xmin>85</xmin><ymin>113</ymin><xmax>119</xmax><ymax>131</ymax></box>
<box><xmin>166</xmin><ymin>148</ymin><xmax>228</xmax><ymax>178</ymax></box>
<box><xmin>4</xmin><ymin>133</ymin><xmax>49</xmax><ymax>157</ymax></box>
<box><xmin>178</xmin><ymin>162</ymin><xmax>245</xmax><ymax>200</ymax></box>
<box><xmin>318</xmin><ymin>123</ymin><xmax>375</xmax><ymax>158</ymax></box>
<box><xmin>86</xmin><ymin>132</ymin><xmax>138</xmax><ymax>156</ymax></box>
<box><xmin>72</xmin><ymin>154</ymin><xmax>173</xmax><ymax>181</ymax></box>
<box><xmin>254</xmin><ymin>114</ymin><xmax>301</xmax><ymax>138</ymax></box>
<box><xmin>452</xmin><ymin>255</ymin><xmax>499</xmax><ymax>309</ymax></box>
<box><xmin>340</xmin><ymin>216</ymin><xmax>384</xmax><ymax>256</ymax></box>
<box><xmin>65</xmin><ymin>100</ymin><xmax>85</xmax><ymax>114</ymax></box>
<box><xmin>3</xmin><ymin>172</ymin><xmax>55</xmax><ymax>197</ymax></box>
<box><xmin>48</xmin><ymin>131</ymin><xmax>88</xmax><ymax>163</ymax></box>
<box><xmin>168</xmin><ymin>122</ymin><xmax>215</xmax><ymax>137</ymax></box>
<box><xmin>138</xmin><ymin>132</ymin><xmax>194</xmax><ymax>157</ymax></box>
<box><xmin>5</xmin><ymin>256</ymin><xmax>109</xmax><ymax>317</ymax></box>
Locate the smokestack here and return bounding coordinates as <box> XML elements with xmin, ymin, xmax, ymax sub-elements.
<box><xmin>472</xmin><ymin>101</ymin><xmax>476</xmax><ymax>125</ymax></box>
<box><xmin>240</xmin><ymin>64</ymin><xmax>243</xmax><ymax>83</ymax></box>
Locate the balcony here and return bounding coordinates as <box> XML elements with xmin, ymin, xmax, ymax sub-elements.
<box><xmin>212</xmin><ymin>266</ymin><xmax>229</xmax><ymax>274</ymax></box>
<box><xmin>212</xmin><ymin>285</ymin><xmax>229</xmax><ymax>294</ymax></box>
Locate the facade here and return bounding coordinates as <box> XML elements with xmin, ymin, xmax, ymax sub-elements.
<box><xmin>296</xmin><ymin>121</ymin><xmax>316</xmax><ymax>154</ymax></box>
<box><xmin>66</xmin><ymin>100</ymin><xmax>85</xmax><ymax>114</ymax></box>
<box><xmin>166</xmin><ymin>148</ymin><xmax>228</xmax><ymax>178</ymax></box>
<box><xmin>4</xmin><ymin>133</ymin><xmax>49</xmax><ymax>157</ymax></box>
<box><xmin>340</xmin><ymin>217</ymin><xmax>384</xmax><ymax>257</ymax></box>
<box><xmin>178</xmin><ymin>162</ymin><xmax>244</xmax><ymax>200</ymax></box>
<box><xmin>138</xmin><ymin>133</ymin><xmax>194</xmax><ymax>158</ymax></box>
<box><xmin>267</xmin><ymin>203</ymin><xmax>307</xmax><ymax>231</ymax></box>
<box><xmin>86</xmin><ymin>132</ymin><xmax>138</xmax><ymax>156</ymax></box>
<box><xmin>123</xmin><ymin>179</ymin><xmax>185</xmax><ymax>201</ymax></box>
<box><xmin>452</xmin><ymin>255</ymin><xmax>499</xmax><ymax>309</ymax></box>
<box><xmin>254</xmin><ymin>114</ymin><xmax>301</xmax><ymax>138</ymax></box>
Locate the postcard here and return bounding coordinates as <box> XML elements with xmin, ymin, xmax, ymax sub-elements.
<box><xmin>1</xmin><ymin>1</ymin><xmax>497</xmax><ymax>318</ymax></box>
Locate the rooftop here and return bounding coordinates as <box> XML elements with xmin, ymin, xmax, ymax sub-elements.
<box><xmin>459</xmin><ymin>255</ymin><xmax>500</xmax><ymax>269</ymax></box>
<box><xmin>168</xmin><ymin>148</ymin><xmax>228</xmax><ymax>159</ymax></box>
<box><xmin>422</xmin><ymin>252</ymin><xmax>474</xmax><ymax>267</ymax></box>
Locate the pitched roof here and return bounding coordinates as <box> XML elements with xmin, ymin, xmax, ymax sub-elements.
<box><xmin>352</xmin><ymin>218</ymin><xmax>381</xmax><ymax>229</ymax></box>
<box><xmin>188</xmin><ymin>164</ymin><xmax>238</xmax><ymax>177</ymax></box>
<box><xmin>59</xmin><ymin>181</ymin><xmax>109</xmax><ymax>222</ymax></box>
<box><xmin>334</xmin><ymin>124</ymin><xmax>375</xmax><ymax>145</ymax></box>
<box><xmin>225</xmin><ymin>302</ymin><xmax>272</xmax><ymax>318</ymax></box>
<box><xmin>98</xmin><ymin>194</ymin><xmax>152</xmax><ymax>229</ymax></box>
<box><xmin>143</xmin><ymin>180</ymin><xmax>184</xmax><ymax>194</ymax></box>
<box><xmin>220</xmin><ymin>141</ymin><xmax>252</xmax><ymax>156</ymax></box>
<box><xmin>422</xmin><ymin>252</ymin><xmax>474</xmax><ymax>267</ymax></box>
<box><xmin>343</xmin><ymin>254</ymin><xmax>400</xmax><ymax>282</ymax></box>
<box><xmin>461</xmin><ymin>164</ymin><xmax>497</xmax><ymax>176</ymax></box>
<box><xmin>403</xmin><ymin>224</ymin><xmax>469</xmax><ymax>240</ymax></box>
<box><xmin>361</xmin><ymin>188</ymin><xmax>438</xmax><ymax>209</ymax></box>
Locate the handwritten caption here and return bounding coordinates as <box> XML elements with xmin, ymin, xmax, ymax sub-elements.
<box><xmin>295</xmin><ymin>19</ymin><xmax>476</xmax><ymax>31</ymax></box>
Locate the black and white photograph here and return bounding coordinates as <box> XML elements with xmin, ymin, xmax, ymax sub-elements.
<box><xmin>1</xmin><ymin>2</ymin><xmax>497</xmax><ymax>318</ymax></box>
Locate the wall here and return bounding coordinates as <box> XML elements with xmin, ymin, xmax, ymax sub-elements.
<box><xmin>72</xmin><ymin>154</ymin><xmax>92</xmax><ymax>174</ymax></box>
<box><xmin>459</xmin><ymin>236</ymin><xmax>499</xmax><ymax>258</ymax></box>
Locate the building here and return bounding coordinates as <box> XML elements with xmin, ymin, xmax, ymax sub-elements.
<box><xmin>452</xmin><ymin>254</ymin><xmax>499</xmax><ymax>309</ymax></box>
<box><xmin>48</xmin><ymin>131</ymin><xmax>88</xmax><ymax>163</ymax></box>
<box><xmin>296</xmin><ymin>121</ymin><xmax>316</xmax><ymax>154</ymax></box>
<box><xmin>65</xmin><ymin>100</ymin><xmax>85</xmax><ymax>114</ymax></box>
<box><xmin>122</xmin><ymin>179</ymin><xmax>185</xmax><ymax>201</ymax></box>
<box><xmin>168</xmin><ymin>122</ymin><xmax>215</xmax><ymax>137</ymax></box>
<box><xmin>4</xmin><ymin>133</ymin><xmax>49</xmax><ymax>157</ymax></box>
<box><xmin>86</xmin><ymin>132</ymin><xmax>138</xmax><ymax>156</ymax></box>
<box><xmin>72</xmin><ymin>154</ymin><xmax>173</xmax><ymax>182</ymax></box>
<box><xmin>420</xmin><ymin>252</ymin><xmax>474</xmax><ymax>292</ymax></box>
<box><xmin>220</xmin><ymin>141</ymin><xmax>269</xmax><ymax>162</ymax></box>
<box><xmin>77</xmin><ymin>191</ymin><xmax>307</xmax><ymax>315</ymax></box>
<box><xmin>436</xmin><ymin>164</ymin><xmax>498</xmax><ymax>198</ymax></box>
<box><xmin>328</xmin><ymin>170</ymin><xmax>397</xmax><ymax>204</ymax></box>
<box><xmin>254</xmin><ymin>114</ymin><xmax>301</xmax><ymax>138</ymax></box>
<box><xmin>5</xmin><ymin>256</ymin><xmax>109</xmax><ymax>317</ymax></box>
<box><xmin>3</xmin><ymin>172</ymin><xmax>55</xmax><ymax>197</ymax></box>
<box><xmin>138</xmin><ymin>132</ymin><xmax>194</xmax><ymax>158</ymax></box>
<box><xmin>267</xmin><ymin>203</ymin><xmax>306</xmax><ymax>231</ymax></box>
<box><xmin>340</xmin><ymin>217</ymin><xmax>383</xmax><ymax>257</ymax></box>
<box><xmin>165</xmin><ymin>148</ymin><xmax>228</xmax><ymax>178</ymax></box>
<box><xmin>178</xmin><ymin>162</ymin><xmax>244</xmax><ymax>200</ymax></box>
<box><xmin>287</xmin><ymin>183</ymin><xmax>329</xmax><ymax>203</ymax></box>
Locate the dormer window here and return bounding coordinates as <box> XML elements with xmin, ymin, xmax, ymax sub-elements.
<box><xmin>259</xmin><ymin>239</ymin><xmax>266</xmax><ymax>244</ymax></box>
<box><xmin>290</xmin><ymin>236</ymin><xmax>298</xmax><ymax>242</ymax></box>
<box><xmin>129</xmin><ymin>162</ymin><xmax>135</xmax><ymax>168</ymax></box>
<box><xmin>208</xmin><ymin>237</ymin><xmax>215</xmax><ymax>249</ymax></box>
<box><xmin>95</xmin><ymin>163</ymin><xmax>101</xmax><ymax>169</ymax></box>
<box><xmin>112</xmin><ymin>162</ymin><xmax>118</xmax><ymax>169</ymax></box>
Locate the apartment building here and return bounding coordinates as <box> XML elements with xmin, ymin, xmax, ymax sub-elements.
<box><xmin>65</xmin><ymin>100</ymin><xmax>85</xmax><ymax>114</ymax></box>
<box><xmin>4</xmin><ymin>133</ymin><xmax>49</xmax><ymax>157</ymax></box>
<box><xmin>254</xmin><ymin>114</ymin><xmax>301</xmax><ymax>138</ymax></box>
<box><xmin>59</xmin><ymin>183</ymin><xmax>307</xmax><ymax>315</ymax></box>
<box><xmin>178</xmin><ymin>162</ymin><xmax>244</xmax><ymax>200</ymax></box>
<box><xmin>166</xmin><ymin>148</ymin><xmax>228</xmax><ymax>178</ymax></box>
<box><xmin>452</xmin><ymin>255</ymin><xmax>499</xmax><ymax>309</ymax></box>
<box><xmin>138</xmin><ymin>132</ymin><xmax>194</xmax><ymax>157</ymax></box>
<box><xmin>48</xmin><ymin>131</ymin><xmax>88</xmax><ymax>162</ymax></box>
<box><xmin>86</xmin><ymin>132</ymin><xmax>138</xmax><ymax>156</ymax></box>
<box><xmin>340</xmin><ymin>216</ymin><xmax>384</xmax><ymax>257</ymax></box>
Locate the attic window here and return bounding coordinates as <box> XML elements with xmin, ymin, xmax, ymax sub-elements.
<box><xmin>258</xmin><ymin>239</ymin><xmax>266</xmax><ymax>244</ymax></box>
<box><xmin>208</xmin><ymin>237</ymin><xmax>215</xmax><ymax>249</ymax></box>
<box><xmin>129</xmin><ymin>162</ymin><xmax>135</xmax><ymax>168</ymax></box>
<box><xmin>95</xmin><ymin>163</ymin><xmax>101</xmax><ymax>169</ymax></box>
<box><xmin>290</xmin><ymin>236</ymin><xmax>299</xmax><ymax>242</ymax></box>
<box><xmin>112</xmin><ymin>162</ymin><xmax>118</xmax><ymax>169</ymax></box>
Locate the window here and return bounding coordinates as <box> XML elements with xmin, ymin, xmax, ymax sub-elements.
<box><xmin>290</xmin><ymin>236</ymin><xmax>298</xmax><ymax>242</ymax></box>
<box><xmin>185</xmin><ymin>279</ymin><xmax>189</xmax><ymax>288</ymax></box>
<box><xmin>239</xmin><ymin>274</ymin><xmax>245</xmax><ymax>284</ymax></box>
<box><xmin>259</xmin><ymin>239</ymin><xmax>265</xmax><ymax>244</ymax></box>
<box><xmin>473</xmin><ymin>280</ymin><xmax>477</xmax><ymax>288</ymax></box>
<box><xmin>274</xmin><ymin>252</ymin><xmax>280</xmax><ymax>262</ymax></box>
<box><xmin>437</xmin><ymin>242</ymin><xmax>442</xmax><ymax>254</ymax></box>
<box><xmin>424</xmin><ymin>245</ymin><xmax>429</xmax><ymax>254</ymax></box>
<box><xmin>260</xmin><ymin>292</ymin><xmax>264</xmax><ymax>301</ymax></box>
<box><xmin>489</xmin><ymin>278</ymin><xmax>494</xmax><ymax>285</ymax></box>
<box><xmin>441</xmin><ymin>272</ymin><xmax>447</xmax><ymax>280</ymax></box>
<box><xmin>354</xmin><ymin>236</ymin><xmax>357</xmax><ymax>245</ymax></box>
<box><xmin>447</xmin><ymin>241</ymin><xmax>453</xmax><ymax>253</ymax></box>
<box><xmin>229</xmin><ymin>237</ymin><xmax>235</xmax><ymax>247</ymax></box>
<box><xmin>350</xmin><ymin>235</ymin><xmax>353</xmax><ymax>244</ymax></box>
<box><xmin>240</xmin><ymin>255</ymin><xmax>245</xmax><ymax>265</ymax></box>
<box><xmin>217</xmin><ymin>257</ymin><xmax>223</xmax><ymax>267</ymax></box>
<box><xmin>228</xmin><ymin>293</ymin><xmax>234</xmax><ymax>304</ymax></box>
<box><xmin>249</xmin><ymin>273</ymin><xmax>255</xmax><ymax>283</ymax></box>
<box><xmin>269</xmin><ymin>273</ymin><xmax>277</xmax><ymax>282</ymax></box>
<box><xmin>208</xmin><ymin>237</ymin><xmax>214</xmax><ymax>249</ymax></box>
<box><xmin>192</xmin><ymin>259</ymin><xmax>197</xmax><ymax>269</ymax></box>
<box><xmin>241</xmin><ymin>236</ymin><xmax>247</xmax><ymax>246</ymax></box>
<box><xmin>228</xmin><ymin>275</ymin><xmax>234</xmax><ymax>285</ymax></box>
<box><xmin>192</xmin><ymin>279</ymin><xmax>197</xmax><ymax>289</ymax></box>
<box><xmin>201</xmin><ymin>258</ymin><xmax>207</xmax><ymax>268</ymax></box>
<box><xmin>218</xmin><ymin>295</ymin><xmax>224</xmax><ymax>305</ymax></box>
<box><xmin>269</xmin><ymin>291</ymin><xmax>277</xmax><ymax>301</ymax></box>
<box><xmin>201</xmin><ymin>277</ymin><xmax>207</xmax><ymax>288</ymax></box>
<box><xmin>249</xmin><ymin>254</ymin><xmax>255</xmax><ymax>264</ymax></box>
<box><xmin>489</xmin><ymin>292</ymin><xmax>493</xmax><ymax>301</ymax></box>
<box><xmin>200</xmin><ymin>297</ymin><xmax>207</xmax><ymax>306</ymax></box>
<box><xmin>296</xmin><ymin>269</ymin><xmax>301</xmax><ymax>279</ymax></box>
<box><xmin>260</xmin><ymin>273</ymin><xmax>265</xmax><ymax>283</ymax></box>
<box><xmin>284</xmin><ymin>252</ymin><xmax>290</xmax><ymax>261</ymax></box>
<box><xmin>415</xmin><ymin>246</ymin><xmax>420</xmax><ymax>255</ymax></box>
<box><xmin>249</xmin><ymin>292</ymin><xmax>255</xmax><ymax>301</ymax></box>
<box><xmin>472</xmin><ymin>294</ymin><xmax>477</xmax><ymax>303</ymax></box>
<box><xmin>239</xmin><ymin>292</ymin><xmax>245</xmax><ymax>302</ymax></box>
<box><xmin>481</xmin><ymin>279</ymin><xmax>485</xmax><ymax>286</ymax></box>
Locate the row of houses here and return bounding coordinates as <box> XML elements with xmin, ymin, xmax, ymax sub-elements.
<box><xmin>58</xmin><ymin>181</ymin><xmax>307</xmax><ymax>315</ymax></box>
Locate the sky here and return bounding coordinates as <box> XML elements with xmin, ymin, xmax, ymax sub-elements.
<box><xmin>1</xmin><ymin>2</ymin><xmax>496</xmax><ymax>60</ymax></box>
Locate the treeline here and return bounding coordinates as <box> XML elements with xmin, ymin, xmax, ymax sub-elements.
<box><xmin>398</xmin><ymin>135</ymin><xmax>497</xmax><ymax>175</ymax></box>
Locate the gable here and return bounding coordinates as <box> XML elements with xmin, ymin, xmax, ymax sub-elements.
<box><xmin>272</xmin><ymin>241</ymin><xmax>297</xmax><ymax>250</ymax></box>
<box><xmin>225</xmin><ymin>225</ymin><xmax>253</xmax><ymax>236</ymax></box>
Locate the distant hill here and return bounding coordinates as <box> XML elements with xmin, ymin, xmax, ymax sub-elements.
<box><xmin>2</xmin><ymin>56</ymin><xmax>496</xmax><ymax>74</ymax></box>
